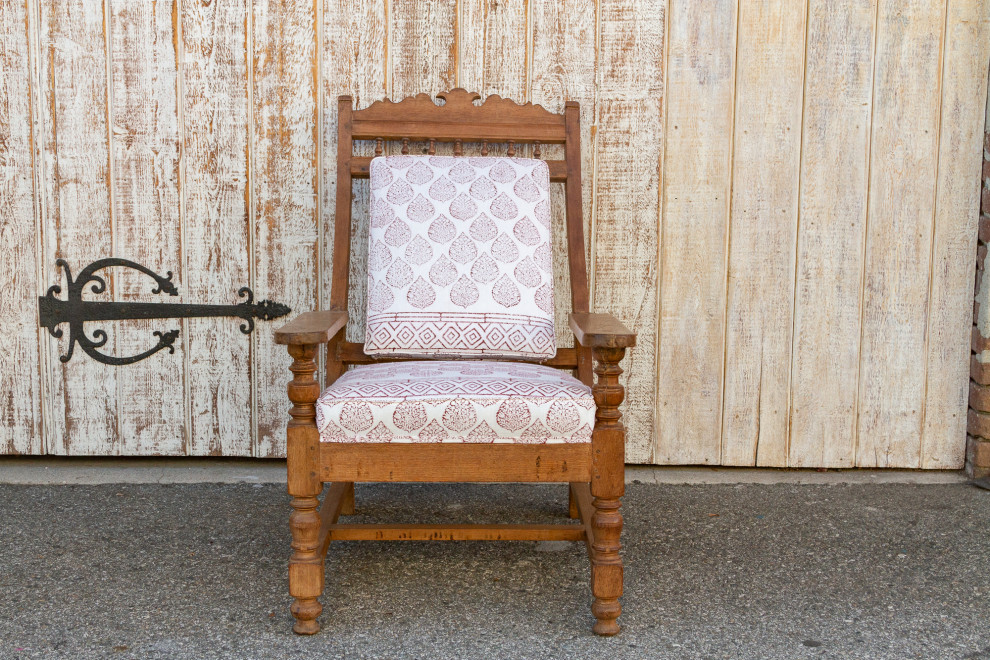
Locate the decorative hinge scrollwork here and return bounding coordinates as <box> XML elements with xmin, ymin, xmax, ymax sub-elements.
<box><xmin>38</xmin><ymin>258</ymin><xmax>291</xmax><ymax>365</ymax></box>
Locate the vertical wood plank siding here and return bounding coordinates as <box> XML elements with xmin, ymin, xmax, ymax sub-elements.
<box><xmin>1</xmin><ymin>0</ymin><xmax>988</xmax><ymax>467</ymax></box>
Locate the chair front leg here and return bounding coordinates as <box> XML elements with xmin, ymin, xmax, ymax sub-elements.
<box><xmin>590</xmin><ymin>346</ymin><xmax>626</xmax><ymax>636</ymax></box>
<box><xmin>287</xmin><ymin>343</ymin><xmax>324</xmax><ymax>634</ymax></box>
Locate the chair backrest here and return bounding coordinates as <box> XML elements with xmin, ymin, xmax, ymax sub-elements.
<box><xmin>330</xmin><ymin>89</ymin><xmax>591</xmax><ymax>381</ymax></box>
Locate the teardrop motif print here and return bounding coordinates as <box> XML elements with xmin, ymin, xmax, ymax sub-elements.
<box><xmin>533</xmin><ymin>162</ymin><xmax>550</xmax><ymax>190</ymax></box>
<box><xmin>513</xmin><ymin>217</ymin><xmax>541</xmax><ymax>245</ymax></box>
<box><xmin>387</xmin><ymin>155</ymin><xmax>415</xmax><ymax>169</ymax></box>
<box><xmin>370</xmin><ymin>164</ymin><xmax>393</xmax><ymax>190</ymax></box>
<box><xmin>492</xmin><ymin>275</ymin><xmax>521</xmax><ymax>308</ymax></box>
<box><xmin>428</xmin><ymin>176</ymin><xmax>456</xmax><ymax>202</ymax></box>
<box><xmin>534</xmin><ymin>199</ymin><xmax>551</xmax><ymax>227</ymax></box>
<box><xmin>384</xmin><ymin>219</ymin><xmax>411</xmax><ymax>246</ymax></box>
<box><xmin>407</xmin><ymin>194</ymin><xmax>436</xmax><ymax>223</ymax></box>
<box><xmin>546</xmin><ymin>400</ymin><xmax>580</xmax><ymax>433</ymax></box>
<box><xmin>392</xmin><ymin>401</ymin><xmax>427</xmax><ymax>432</ymax></box>
<box><xmin>469</xmin><ymin>421</ymin><xmax>499</xmax><ymax>442</ymax></box>
<box><xmin>448</xmin><ymin>160</ymin><xmax>476</xmax><ymax>184</ymax></box>
<box><xmin>441</xmin><ymin>398</ymin><xmax>478</xmax><ymax>432</ymax></box>
<box><xmin>418</xmin><ymin>420</ymin><xmax>447</xmax><ymax>442</ymax></box>
<box><xmin>534</xmin><ymin>243</ymin><xmax>552</xmax><ymax>272</ymax></box>
<box><xmin>520</xmin><ymin>420</ymin><xmax>550</xmax><ymax>443</ymax></box>
<box><xmin>427</xmin><ymin>215</ymin><xmax>456</xmax><ymax>243</ymax></box>
<box><xmin>368</xmin><ymin>280</ymin><xmax>395</xmax><ymax>312</ymax></box>
<box><xmin>535</xmin><ymin>283</ymin><xmax>554</xmax><ymax>314</ymax></box>
<box><xmin>405</xmin><ymin>160</ymin><xmax>435</xmax><ymax>185</ymax></box>
<box><xmin>488</xmin><ymin>159</ymin><xmax>516</xmax><ymax>183</ymax></box>
<box><xmin>385</xmin><ymin>258</ymin><xmax>413</xmax><ymax>288</ymax></box>
<box><xmin>448</xmin><ymin>232</ymin><xmax>479</xmax><ymax>264</ymax></box>
<box><xmin>495</xmin><ymin>398</ymin><xmax>530</xmax><ymax>431</ymax></box>
<box><xmin>513</xmin><ymin>256</ymin><xmax>541</xmax><ymax>288</ymax></box>
<box><xmin>467</xmin><ymin>157</ymin><xmax>496</xmax><ymax>168</ymax></box>
<box><xmin>468</xmin><ymin>213</ymin><xmax>497</xmax><ymax>242</ymax></box>
<box><xmin>404</xmin><ymin>234</ymin><xmax>434</xmax><ymax>266</ymax></box>
<box><xmin>368</xmin><ymin>240</ymin><xmax>393</xmax><ymax>272</ymax></box>
<box><xmin>490</xmin><ymin>233</ymin><xmax>519</xmax><ymax>262</ymax></box>
<box><xmin>450</xmin><ymin>275</ymin><xmax>480</xmax><ymax>307</ymax></box>
<box><xmin>340</xmin><ymin>401</ymin><xmax>374</xmax><ymax>432</ymax></box>
<box><xmin>468</xmin><ymin>176</ymin><xmax>497</xmax><ymax>201</ymax></box>
<box><xmin>371</xmin><ymin>198</ymin><xmax>396</xmax><ymax>228</ymax></box>
<box><xmin>490</xmin><ymin>192</ymin><xmax>519</xmax><ymax>221</ymax></box>
<box><xmin>470</xmin><ymin>253</ymin><xmax>499</xmax><ymax>284</ymax></box>
<box><xmin>386</xmin><ymin>178</ymin><xmax>413</xmax><ymax>204</ymax></box>
<box><xmin>429</xmin><ymin>255</ymin><xmax>458</xmax><ymax>287</ymax></box>
<box><xmin>428</xmin><ymin>156</ymin><xmax>456</xmax><ymax>167</ymax></box>
<box><xmin>449</xmin><ymin>193</ymin><xmax>479</xmax><ymax>221</ymax></box>
<box><xmin>406</xmin><ymin>276</ymin><xmax>436</xmax><ymax>309</ymax></box>
<box><xmin>513</xmin><ymin>174</ymin><xmax>540</xmax><ymax>202</ymax></box>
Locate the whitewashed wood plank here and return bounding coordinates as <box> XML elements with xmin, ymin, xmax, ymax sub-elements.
<box><xmin>109</xmin><ymin>0</ymin><xmax>186</xmax><ymax>456</ymax></box>
<box><xmin>390</xmin><ymin>0</ymin><xmax>457</xmax><ymax>98</ymax></box>
<box><xmin>252</xmin><ymin>0</ymin><xmax>318</xmax><ymax>457</ymax></box>
<box><xmin>922</xmin><ymin>0</ymin><xmax>990</xmax><ymax>468</ymax></box>
<box><xmin>37</xmin><ymin>0</ymin><xmax>118</xmax><ymax>455</ymax></box>
<box><xmin>856</xmin><ymin>0</ymin><xmax>946</xmax><ymax>468</ymax></box>
<box><xmin>0</xmin><ymin>0</ymin><xmax>43</xmax><ymax>455</ymax></box>
<box><xmin>591</xmin><ymin>0</ymin><xmax>663</xmax><ymax>464</ymax></box>
<box><xmin>720</xmin><ymin>0</ymin><xmax>807</xmax><ymax>467</ymax></box>
<box><xmin>180</xmin><ymin>0</ymin><xmax>252</xmax><ymax>456</ymax></box>
<box><xmin>459</xmin><ymin>0</ymin><xmax>527</xmax><ymax>100</ymax></box>
<box><xmin>322</xmin><ymin>0</ymin><xmax>388</xmax><ymax>342</ymax></box>
<box><xmin>655</xmin><ymin>0</ymin><xmax>737</xmax><ymax>465</ymax></box>
<box><xmin>788</xmin><ymin>0</ymin><xmax>877</xmax><ymax>468</ymax></box>
<box><xmin>530</xmin><ymin>0</ymin><xmax>597</xmax><ymax>355</ymax></box>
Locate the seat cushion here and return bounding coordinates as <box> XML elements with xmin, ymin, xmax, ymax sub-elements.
<box><xmin>316</xmin><ymin>361</ymin><xmax>594</xmax><ymax>444</ymax></box>
<box><xmin>364</xmin><ymin>155</ymin><xmax>555</xmax><ymax>360</ymax></box>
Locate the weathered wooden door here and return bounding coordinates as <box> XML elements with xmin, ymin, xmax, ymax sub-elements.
<box><xmin>1</xmin><ymin>0</ymin><xmax>988</xmax><ymax>466</ymax></box>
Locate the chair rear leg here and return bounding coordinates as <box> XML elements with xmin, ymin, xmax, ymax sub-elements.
<box><xmin>340</xmin><ymin>482</ymin><xmax>355</xmax><ymax>515</ymax></box>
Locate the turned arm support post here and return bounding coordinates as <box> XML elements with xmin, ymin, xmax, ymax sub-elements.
<box><xmin>585</xmin><ymin>319</ymin><xmax>635</xmax><ymax>636</ymax></box>
<box><xmin>276</xmin><ymin>311</ymin><xmax>346</xmax><ymax>635</ymax></box>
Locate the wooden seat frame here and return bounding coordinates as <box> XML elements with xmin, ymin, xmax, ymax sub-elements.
<box><xmin>274</xmin><ymin>89</ymin><xmax>636</xmax><ymax>636</ymax></box>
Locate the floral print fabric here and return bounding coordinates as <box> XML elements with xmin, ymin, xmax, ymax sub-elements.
<box><xmin>364</xmin><ymin>155</ymin><xmax>556</xmax><ymax>360</ymax></box>
<box><xmin>316</xmin><ymin>361</ymin><xmax>594</xmax><ymax>444</ymax></box>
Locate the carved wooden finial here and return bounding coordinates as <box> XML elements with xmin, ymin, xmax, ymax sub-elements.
<box><xmin>481</xmin><ymin>140</ymin><xmax>489</xmax><ymax>156</ymax></box>
<box><xmin>534</xmin><ymin>141</ymin><xmax>542</xmax><ymax>158</ymax></box>
<box><xmin>436</xmin><ymin>88</ymin><xmax>482</xmax><ymax>108</ymax></box>
<box><xmin>507</xmin><ymin>140</ymin><xmax>516</xmax><ymax>157</ymax></box>
<box><xmin>374</xmin><ymin>138</ymin><xmax>383</xmax><ymax>156</ymax></box>
<box><xmin>401</xmin><ymin>138</ymin><xmax>410</xmax><ymax>155</ymax></box>
<box><xmin>428</xmin><ymin>138</ymin><xmax>436</xmax><ymax>155</ymax></box>
<box><xmin>454</xmin><ymin>139</ymin><xmax>463</xmax><ymax>156</ymax></box>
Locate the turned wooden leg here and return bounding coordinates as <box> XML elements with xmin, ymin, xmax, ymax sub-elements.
<box><xmin>340</xmin><ymin>482</ymin><xmax>355</xmax><ymax>515</ymax></box>
<box><xmin>590</xmin><ymin>346</ymin><xmax>626</xmax><ymax>636</ymax></box>
<box><xmin>286</xmin><ymin>343</ymin><xmax>325</xmax><ymax>635</ymax></box>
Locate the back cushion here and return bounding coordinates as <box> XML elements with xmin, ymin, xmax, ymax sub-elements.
<box><xmin>364</xmin><ymin>155</ymin><xmax>555</xmax><ymax>360</ymax></box>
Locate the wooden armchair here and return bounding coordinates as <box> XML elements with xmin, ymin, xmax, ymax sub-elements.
<box><xmin>274</xmin><ymin>89</ymin><xmax>636</xmax><ymax>636</ymax></box>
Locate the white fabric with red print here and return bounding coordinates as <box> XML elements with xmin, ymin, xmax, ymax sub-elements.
<box><xmin>316</xmin><ymin>361</ymin><xmax>594</xmax><ymax>444</ymax></box>
<box><xmin>363</xmin><ymin>155</ymin><xmax>556</xmax><ymax>360</ymax></box>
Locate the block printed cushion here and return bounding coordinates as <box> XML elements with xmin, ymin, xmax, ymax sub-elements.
<box><xmin>316</xmin><ymin>361</ymin><xmax>595</xmax><ymax>443</ymax></box>
<box><xmin>364</xmin><ymin>155</ymin><xmax>555</xmax><ymax>359</ymax></box>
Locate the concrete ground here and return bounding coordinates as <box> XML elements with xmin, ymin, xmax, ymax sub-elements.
<box><xmin>0</xmin><ymin>467</ymin><xmax>987</xmax><ymax>659</ymax></box>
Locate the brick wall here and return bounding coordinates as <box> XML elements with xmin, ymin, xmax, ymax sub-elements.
<box><xmin>967</xmin><ymin>82</ymin><xmax>990</xmax><ymax>478</ymax></box>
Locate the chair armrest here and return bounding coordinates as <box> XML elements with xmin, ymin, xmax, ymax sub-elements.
<box><xmin>569</xmin><ymin>313</ymin><xmax>636</xmax><ymax>349</ymax></box>
<box><xmin>274</xmin><ymin>311</ymin><xmax>348</xmax><ymax>345</ymax></box>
